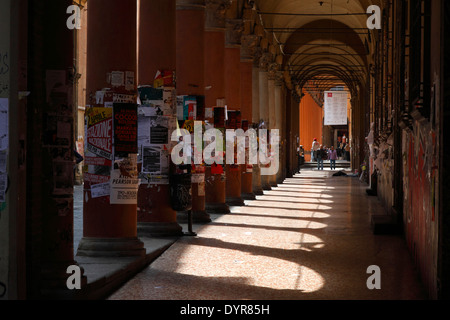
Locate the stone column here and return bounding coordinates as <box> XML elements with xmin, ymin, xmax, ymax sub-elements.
<box><xmin>24</xmin><ymin>0</ymin><xmax>87</xmax><ymax>298</ymax></box>
<box><xmin>204</xmin><ymin>0</ymin><xmax>230</xmax><ymax>215</ymax></box>
<box><xmin>240</xmin><ymin>34</ymin><xmax>258</xmax><ymax>200</ymax></box>
<box><xmin>274</xmin><ymin>71</ymin><xmax>284</xmax><ymax>184</ymax></box>
<box><xmin>266</xmin><ymin>64</ymin><xmax>277</xmax><ymax>187</ymax></box>
<box><xmin>251</xmin><ymin>48</ymin><xmax>263</xmax><ymax>195</ymax></box>
<box><xmin>137</xmin><ymin>0</ymin><xmax>184</xmax><ymax>236</ymax></box>
<box><xmin>259</xmin><ymin>52</ymin><xmax>271</xmax><ymax>190</ymax></box>
<box><xmin>176</xmin><ymin>0</ymin><xmax>209</xmax><ymax>221</ymax></box>
<box><xmin>77</xmin><ymin>0</ymin><xmax>145</xmax><ymax>257</ymax></box>
<box><xmin>224</xmin><ymin>18</ymin><xmax>244</xmax><ymax>206</ymax></box>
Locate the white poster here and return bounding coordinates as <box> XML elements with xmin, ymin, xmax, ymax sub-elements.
<box><xmin>324</xmin><ymin>91</ymin><xmax>348</xmax><ymax>126</ymax></box>
<box><xmin>90</xmin><ymin>182</ymin><xmax>110</xmax><ymax>199</ymax></box>
<box><xmin>110</xmin><ymin>155</ymin><xmax>140</xmax><ymax>204</ymax></box>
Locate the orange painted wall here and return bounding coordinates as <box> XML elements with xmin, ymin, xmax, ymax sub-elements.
<box><xmin>299</xmin><ymin>90</ymin><xmax>323</xmax><ymax>161</ymax></box>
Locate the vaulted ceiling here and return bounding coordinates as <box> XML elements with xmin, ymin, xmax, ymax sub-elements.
<box><xmin>254</xmin><ymin>0</ymin><xmax>384</xmax><ymax>99</ymax></box>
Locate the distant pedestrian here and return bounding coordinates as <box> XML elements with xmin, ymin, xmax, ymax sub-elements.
<box><xmin>316</xmin><ymin>145</ymin><xmax>325</xmax><ymax>170</ymax></box>
<box><xmin>328</xmin><ymin>146</ymin><xmax>337</xmax><ymax>170</ymax></box>
<box><xmin>297</xmin><ymin>145</ymin><xmax>305</xmax><ymax>173</ymax></box>
<box><xmin>312</xmin><ymin>138</ymin><xmax>319</xmax><ymax>161</ymax></box>
<box><xmin>345</xmin><ymin>143</ymin><xmax>350</xmax><ymax>161</ymax></box>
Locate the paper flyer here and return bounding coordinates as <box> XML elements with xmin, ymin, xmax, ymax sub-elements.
<box><xmin>86</xmin><ymin>107</ymin><xmax>113</xmax><ymax>160</ymax></box>
<box><xmin>113</xmin><ymin>103</ymin><xmax>138</xmax><ymax>155</ymax></box>
<box><xmin>110</xmin><ymin>155</ymin><xmax>140</xmax><ymax>204</ymax></box>
<box><xmin>90</xmin><ymin>182</ymin><xmax>111</xmax><ymax>199</ymax></box>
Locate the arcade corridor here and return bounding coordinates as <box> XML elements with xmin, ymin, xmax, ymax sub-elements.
<box><xmin>108</xmin><ymin>169</ymin><xmax>426</xmax><ymax>300</ymax></box>
<box><xmin>0</xmin><ymin>0</ymin><xmax>449</xmax><ymax>302</ymax></box>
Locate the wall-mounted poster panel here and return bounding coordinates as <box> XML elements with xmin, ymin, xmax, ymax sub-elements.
<box><xmin>324</xmin><ymin>91</ymin><xmax>348</xmax><ymax>126</ymax></box>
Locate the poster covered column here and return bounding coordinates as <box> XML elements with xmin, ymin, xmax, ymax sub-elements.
<box><xmin>77</xmin><ymin>0</ymin><xmax>145</xmax><ymax>257</ymax></box>
<box><xmin>240</xmin><ymin>52</ymin><xmax>255</xmax><ymax>200</ymax></box>
<box><xmin>224</xmin><ymin>19</ymin><xmax>244</xmax><ymax>207</ymax></box>
<box><xmin>203</xmin><ymin>0</ymin><xmax>230</xmax><ymax>215</ymax></box>
<box><xmin>136</xmin><ymin>0</ymin><xmax>185</xmax><ymax>236</ymax></box>
<box><xmin>176</xmin><ymin>0</ymin><xmax>211</xmax><ymax>220</ymax></box>
<box><xmin>258</xmin><ymin>51</ymin><xmax>271</xmax><ymax>190</ymax></box>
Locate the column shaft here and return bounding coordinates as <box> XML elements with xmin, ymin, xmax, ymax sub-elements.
<box><xmin>137</xmin><ymin>0</ymin><xmax>184</xmax><ymax>236</ymax></box>
<box><xmin>203</xmin><ymin>13</ymin><xmax>229</xmax><ymax>214</ymax></box>
<box><xmin>176</xmin><ymin>2</ymin><xmax>209</xmax><ymax>221</ymax></box>
<box><xmin>259</xmin><ymin>69</ymin><xmax>270</xmax><ymax>190</ymax></box>
<box><xmin>79</xmin><ymin>0</ymin><xmax>145</xmax><ymax>257</ymax></box>
<box><xmin>25</xmin><ymin>0</ymin><xmax>87</xmax><ymax>297</ymax></box>
<box><xmin>224</xmin><ymin>46</ymin><xmax>244</xmax><ymax>206</ymax></box>
<box><xmin>240</xmin><ymin>61</ymin><xmax>255</xmax><ymax>200</ymax></box>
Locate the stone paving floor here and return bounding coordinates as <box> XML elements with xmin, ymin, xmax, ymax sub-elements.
<box><xmin>107</xmin><ymin>169</ymin><xmax>427</xmax><ymax>300</ymax></box>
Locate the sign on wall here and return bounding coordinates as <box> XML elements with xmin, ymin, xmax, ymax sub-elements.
<box><xmin>324</xmin><ymin>91</ymin><xmax>348</xmax><ymax>126</ymax></box>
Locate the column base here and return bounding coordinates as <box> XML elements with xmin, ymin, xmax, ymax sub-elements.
<box><xmin>226</xmin><ymin>196</ymin><xmax>245</xmax><ymax>207</ymax></box>
<box><xmin>206</xmin><ymin>202</ymin><xmax>230</xmax><ymax>214</ymax></box>
<box><xmin>137</xmin><ymin>222</ymin><xmax>184</xmax><ymax>238</ymax></box>
<box><xmin>253</xmin><ymin>189</ymin><xmax>264</xmax><ymax>195</ymax></box>
<box><xmin>177</xmin><ymin>210</ymin><xmax>212</xmax><ymax>223</ymax></box>
<box><xmin>241</xmin><ymin>192</ymin><xmax>256</xmax><ymax>200</ymax></box>
<box><xmin>76</xmin><ymin>237</ymin><xmax>146</xmax><ymax>257</ymax></box>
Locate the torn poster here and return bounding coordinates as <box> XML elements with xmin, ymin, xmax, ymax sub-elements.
<box><xmin>55</xmin><ymin>197</ymin><xmax>73</xmax><ymax>217</ymax></box>
<box><xmin>184</xmin><ymin>96</ymin><xmax>197</xmax><ymax>120</ymax></box>
<box><xmin>140</xmin><ymin>145</ymin><xmax>170</xmax><ymax>185</ymax></box>
<box><xmin>125</xmin><ymin>71</ymin><xmax>135</xmax><ymax>91</ymax></box>
<box><xmin>150</xmin><ymin>116</ymin><xmax>169</xmax><ymax>145</ymax></box>
<box><xmin>111</xmin><ymin>71</ymin><xmax>124</xmax><ymax>87</ymax></box>
<box><xmin>0</xmin><ymin>98</ymin><xmax>8</xmax><ymax>151</ymax></box>
<box><xmin>110</xmin><ymin>155</ymin><xmax>140</xmax><ymax>204</ymax></box>
<box><xmin>0</xmin><ymin>150</ymin><xmax>6</xmax><ymax>173</ymax></box>
<box><xmin>45</xmin><ymin>70</ymin><xmax>66</xmax><ymax>104</ymax></box>
<box><xmin>177</xmin><ymin>95</ymin><xmax>186</xmax><ymax>120</ymax></box>
<box><xmin>52</xmin><ymin>161</ymin><xmax>74</xmax><ymax>195</ymax></box>
<box><xmin>0</xmin><ymin>172</ymin><xmax>7</xmax><ymax>203</ymax></box>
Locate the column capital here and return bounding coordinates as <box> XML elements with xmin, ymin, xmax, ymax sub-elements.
<box><xmin>259</xmin><ymin>51</ymin><xmax>272</xmax><ymax>71</ymax></box>
<box><xmin>205</xmin><ymin>0</ymin><xmax>232</xmax><ymax>30</ymax></box>
<box><xmin>267</xmin><ymin>62</ymin><xmax>280</xmax><ymax>80</ymax></box>
<box><xmin>240</xmin><ymin>34</ymin><xmax>260</xmax><ymax>62</ymax></box>
<box><xmin>225</xmin><ymin>18</ymin><xmax>244</xmax><ymax>47</ymax></box>
<box><xmin>176</xmin><ymin>0</ymin><xmax>205</xmax><ymax>10</ymax></box>
<box><xmin>292</xmin><ymin>90</ymin><xmax>301</xmax><ymax>103</ymax></box>
<box><xmin>252</xmin><ymin>46</ymin><xmax>263</xmax><ymax>68</ymax></box>
<box><xmin>274</xmin><ymin>71</ymin><xmax>284</xmax><ymax>87</ymax></box>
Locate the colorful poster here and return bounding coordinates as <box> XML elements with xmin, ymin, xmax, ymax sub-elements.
<box><xmin>86</xmin><ymin>107</ymin><xmax>113</xmax><ymax>160</ymax></box>
<box><xmin>84</xmin><ymin>173</ymin><xmax>110</xmax><ymax>186</ymax></box>
<box><xmin>184</xmin><ymin>96</ymin><xmax>197</xmax><ymax>120</ymax></box>
<box><xmin>113</xmin><ymin>103</ymin><xmax>138</xmax><ymax>155</ymax></box>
